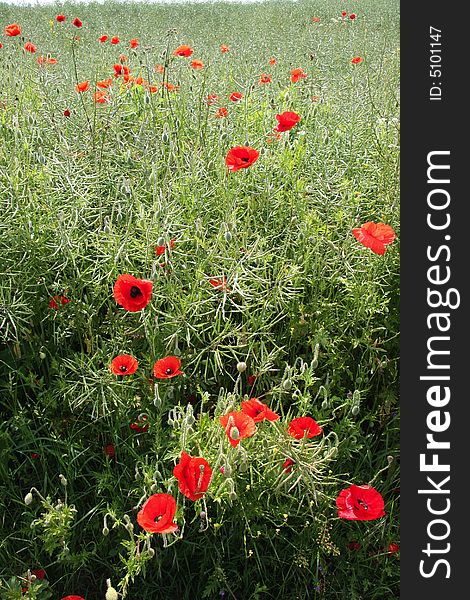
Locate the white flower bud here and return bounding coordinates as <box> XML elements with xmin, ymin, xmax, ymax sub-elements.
<box><xmin>102</xmin><ymin>527</ymin><xmax>110</xmax><ymax>536</ymax></box>
<box><xmin>24</xmin><ymin>492</ymin><xmax>33</xmax><ymax>505</ymax></box>
<box><xmin>106</xmin><ymin>585</ymin><xmax>119</xmax><ymax>600</ymax></box>
<box><xmin>59</xmin><ymin>474</ymin><xmax>67</xmax><ymax>487</ymax></box>
<box><xmin>237</xmin><ymin>362</ymin><xmax>247</xmax><ymax>373</ymax></box>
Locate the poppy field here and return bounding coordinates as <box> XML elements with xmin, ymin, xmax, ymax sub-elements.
<box><xmin>0</xmin><ymin>1</ymin><xmax>400</xmax><ymax>598</ymax></box>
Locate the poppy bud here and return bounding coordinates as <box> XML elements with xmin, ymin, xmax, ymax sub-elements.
<box><xmin>351</xmin><ymin>405</ymin><xmax>359</xmax><ymax>416</ymax></box>
<box><xmin>229</xmin><ymin>426</ymin><xmax>239</xmax><ymax>440</ymax></box>
<box><xmin>151</xmin><ymin>483</ymin><xmax>158</xmax><ymax>492</ymax></box>
<box><xmin>59</xmin><ymin>474</ymin><xmax>67</xmax><ymax>486</ymax></box>
<box><xmin>200</xmin><ymin>511</ymin><xmax>207</xmax><ymax>519</ymax></box>
<box><xmin>387</xmin><ymin>455</ymin><xmax>394</xmax><ymax>464</ymax></box>
<box><xmin>148</xmin><ymin>547</ymin><xmax>155</xmax><ymax>557</ymax></box>
<box><xmin>237</xmin><ymin>362</ymin><xmax>247</xmax><ymax>373</ymax></box>
<box><xmin>24</xmin><ymin>492</ymin><xmax>33</xmax><ymax>505</ymax></box>
<box><xmin>39</xmin><ymin>351</ymin><xmax>46</xmax><ymax>360</ymax></box>
<box><xmin>162</xmin><ymin>131</ymin><xmax>169</xmax><ymax>143</ymax></box>
<box><xmin>321</xmin><ymin>400</ymin><xmax>328</xmax><ymax>410</ymax></box>
<box><xmin>223</xmin><ymin>464</ymin><xmax>232</xmax><ymax>477</ymax></box>
<box><xmin>102</xmin><ymin>526</ymin><xmax>110</xmax><ymax>536</ymax></box>
<box><xmin>224</xmin><ymin>231</ymin><xmax>232</xmax><ymax>242</ymax></box>
<box><xmin>282</xmin><ymin>379</ymin><xmax>292</xmax><ymax>390</ymax></box>
<box><xmin>105</xmin><ymin>581</ymin><xmax>119</xmax><ymax>600</ymax></box>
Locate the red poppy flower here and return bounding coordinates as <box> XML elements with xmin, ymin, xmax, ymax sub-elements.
<box><xmin>63</xmin><ymin>108</ymin><xmax>71</xmax><ymax>117</ymax></box>
<box><xmin>341</xmin><ymin>11</ymin><xmax>347</xmax><ymax>18</ymax></box>
<box><xmin>153</xmin><ymin>356</ymin><xmax>183</xmax><ymax>379</ymax></box>
<box><xmin>290</xmin><ymin>68</ymin><xmax>307</xmax><ymax>83</ymax></box>
<box><xmin>137</xmin><ymin>493</ymin><xmax>178</xmax><ymax>534</ymax></box>
<box><xmin>191</xmin><ymin>59</ymin><xmax>204</xmax><ymax>70</ymax></box>
<box><xmin>24</xmin><ymin>42</ymin><xmax>37</xmax><ymax>54</ymax></box>
<box><xmin>149</xmin><ymin>85</ymin><xmax>158</xmax><ymax>93</ymax></box>
<box><xmin>130</xmin><ymin>415</ymin><xmax>149</xmax><ymax>432</ymax></box>
<box><xmin>94</xmin><ymin>91</ymin><xmax>109</xmax><ymax>104</ymax></box>
<box><xmin>352</xmin><ymin>222</ymin><xmax>396</xmax><ymax>255</ymax></box>
<box><xmin>155</xmin><ymin>64</ymin><xmax>165</xmax><ymax>74</ymax></box>
<box><xmin>230</xmin><ymin>92</ymin><xmax>243</xmax><ymax>102</ymax></box>
<box><xmin>269</xmin><ymin>57</ymin><xmax>277</xmax><ymax>66</ymax></box>
<box><xmin>207</xmin><ymin>94</ymin><xmax>219</xmax><ymax>105</ymax></box>
<box><xmin>31</xmin><ymin>452</ymin><xmax>40</xmax><ymax>459</ymax></box>
<box><xmin>155</xmin><ymin>239</ymin><xmax>175</xmax><ymax>256</ymax></box>
<box><xmin>351</xmin><ymin>56</ymin><xmax>363</xmax><ymax>65</ymax></box>
<box><xmin>248</xmin><ymin>374</ymin><xmax>257</xmax><ymax>387</ymax></box>
<box><xmin>97</xmin><ymin>78</ymin><xmax>112</xmax><ymax>89</ymax></box>
<box><xmin>76</xmin><ymin>81</ymin><xmax>89</xmax><ymax>93</ymax></box>
<box><xmin>275</xmin><ymin>111</ymin><xmax>301</xmax><ymax>132</ymax></box>
<box><xmin>113</xmin><ymin>274</ymin><xmax>153</xmax><ymax>312</ymax></box>
<box><xmin>350</xmin><ymin>13</ymin><xmax>357</xmax><ymax>20</ymax></box>
<box><xmin>110</xmin><ymin>354</ymin><xmax>138</xmax><ymax>376</ymax></box>
<box><xmin>266</xmin><ymin>132</ymin><xmax>281</xmax><ymax>144</ymax></box>
<box><xmin>283</xmin><ymin>458</ymin><xmax>295</xmax><ymax>473</ymax></box>
<box><xmin>0</xmin><ymin>43</ymin><xmax>2</xmax><ymax>50</ymax></box>
<box><xmin>241</xmin><ymin>398</ymin><xmax>279</xmax><ymax>423</ymax></box>
<box><xmin>61</xmin><ymin>597</ymin><xmax>85</xmax><ymax>600</ymax></box>
<box><xmin>219</xmin><ymin>411</ymin><xmax>256</xmax><ymax>448</ymax></box>
<box><xmin>48</xmin><ymin>295</ymin><xmax>70</xmax><ymax>310</ymax></box>
<box><xmin>220</xmin><ymin>44</ymin><xmax>230</xmax><ymax>53</ymax></box>
<box><xmin>103</xmin><ymin>444</ymin><xmax>115</xmax><ymax>458</ymax></box>
<box><xmin>173</xmin><ymin>451</ymin><xmax>212</xmax><ymax>501</ymax></box>
<box><xmin>215</xmin><ymin>107</ymin><xmax>228</xmax><ymax>118</ymax></box>
<box><xmin>259</xmin><ymin>73</ymin><xmax>271</xmax><ymax>85</ymax></box>
<box><xmin>111</xmin><ymin>36</ymin><xmax>120</xmax><ymax>45</ymax></box>
<box><xmin>287</xmin><ymin>416</ymin><xmax>322</xmax><ymax>439</ymax></box>
<box><xmin>209</xmin><ymin>276</ymin><xmax>228</xmax><ymax>290</ymax></box>
<box><xmin>5</xmin><ymin>23</ymin><xmax>21</xmax><ymax>37</ymax></box>
<box><xmin>72</xmin><ymin>18</ymin><xmax>82</xmax><ymax>28</ymax></box>
<box><xmin>336</xmin><ymin>484</ymin><xmax>385</xmax><ymax>520</ymax></box>
<box><xmin>48</xmin><ymin>57</ymin><xmax>58</xmax><ymax>65</ymax></box>
<box><xmin>130</xmin><ymin>38</ymin><xmax>139</xmax><ymax>48</ymax></box>
<box><xmin>312</xmin><ymin>17</ymin><xmax>320</xmax><ymax>22</ymax></box>
<box><xmin>226</xmin><ymin>146</ymin><xmax>259</xmax><ymax>172</ymax></box>
<box><xmin>99</xmin><ymin>35</ymin><xmax>108</xmax><ymax>43</ymax></box>
<box><xmin>347</xmin><ymin>540</ymin><xmax>361</xmax><ymax>551</ymax></box>
<box><xmin>118</xmin><ymin>55</ymin><xmax>128</xmax><ymax>63</ymax></box>
<box><xmin>56</xmin><ymin>15</ymin><xmax>66</xmax><ymax>23</ymax></box>
<box><xmin>164</xmin><ymin>82</ymin><xmax>180</xmax><ymax>93</ymax></box>
<box><xmin>388</xmin><ymin>542</ymin><xmax>400</xmax><ymax>556</ymax></box>
<box><xmin>173</xmin><ymin>45</ymin><xmax>193</xmax><ymax>57</ymax></box>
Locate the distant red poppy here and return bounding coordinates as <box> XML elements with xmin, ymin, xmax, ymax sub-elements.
<box><xmin>290</xmin><ymin>68</ymin><xmax>307</xmax><ymax>83</ymax></box>
<box><xmin>149</xmin><ymin>85</ymin><xmax>158</xmax><ymax>93</ymax></box>
<box><xmin>72</xmin><ymin>18</ymin><xmax>82</xmax><ymax>28</ymax></box>
<box><xmin>130</xmin><ymin>38</ymin><xmax>139</xmax><ymax>48</ymax></box>
<box><xmin>137</xmin><ymin>494</ymin><xmax>178</xmax><ymax>534</ymax></box>
<box><xmin>312</xmin><ymin>17</ymin><xmax>320</xmax><ymax>22</ymax></box>
<box><xmin>153</xmin><ymin>356</ymin><xmax>183</xmax><ymax>379</ymax></box>
<box><xmin>0</xmin><ymin>43</ymin><xmax>2</xmax><ymax>49</ymax></box>
<box><xmin>248</xmin><ymin>374</ymin><xmax>257</xmax><ymax>387</ymax></box>
<box><xmin>287</xmin><ymin>416</ymin><xmax>322</xmax><ymax>439</ymax></box>
<box><xmin>5</xmin><ymin>23</ymin><xmax>21</xmax><ymax>37</ymax></box>
<box><xmin>220</xmin><ymin>44</ymin><xmax>230</xmax><ymax>53</ymax></box>
<box><xmin>219</xmin><ymin>411</ymin><xmax>256</xmax><ymax>448</ymax></box>
<box><xmin>275</xmin><ymin>111</ymin><xmax>301</xmax><ymax>132</ymax></box>
<box><xmin>110</xmin><ymin>354</ymin><xmax>138</xmax><ymax>376</ymax></box>
<box><xmin>266</xmin><ymin>132</ymin><xmax>281</xmax><ymax>144</ymax></box>
<box><xmin>241</xmin><ymin>398</ymin><xmax>279</xmax><ymax>423</ymax></box>
<box><xmin>173</xmin><ymin>451</ymin><xmax>212</xmax><ymax>501</ymax></box>
<box><xmin>31</xmin><ymin>452</ymin><xmax>40</xmax><ymax>459</ymax></box>
<box><xmin>209</xmin><ymin>276</ymin><xmax>228</xmax><ymax>290</ymax></box>
<box><xmin>24</xmin><ymin>42</ymin><xmax>37</xmax><ymax>54</ymax></box>
<box><xmin>113</xmin><ymin>274</ymin><xmax>153</xmax><ymax>312</ymax></box>
<box><xmin>215</xmin><ymin>107</ymin><xmax>228</xmax><ymax>118</ymax></box>
<box><xmin>388</xmin><ymin>543</ymin><xmax>400</xmax><ymax>556</ymax></box>
<box><xmin>350</xmin><ymin>13</ymin><xmax>357</xmax><ymax>20</ymax></box>
<box><xmin>269</xmin><ymin>57</ymin><xmax>277</xmax><ymax>66</ymax></box>
<box><xmin>103</xmin><ymin>444</ymin><xmax>115</xmax><ymax>458</ymax></box>
<box><xmin>230</xmin><ymin>92</ymin><xmax>243</xmax><ymax>102</ymax></box>
<box><xmin>63</xmin><ymin>108</ymin><xmax>71</xmax><ymax>117</ymax></box>
<box><xmin>173</xmin><ymin>45</ymin><xmax>193</xmax><ymax>57</ymax></box>
<box><xmin>111</xmin><ymin>36</ymin><xmax>120</xmax><ymax>45</ymax></box>
<box><xmin>155</xmin><ymin>64</ymin><xmax>165</xmax><ymax>74</ymax></box>
<box><xmin>191</xmin><ymin>59</ymin><xmax>204</xmax><ymax>70</ymax></box>
<box><xmin>164</xmin><ymin>82</ymin><xmax>179</xmax><ymax>93</ymax></box>
<box><xmin>226</xmin><ymin>146</ymin><xmax>259</xmax><ymax>172</ymax></box>
<box><xmin>99</xmin><ymin>35</ymin><xmax>108</xmax><ymax>43</ymax></box>
<box><xmin>97</xmin><ymin>78</ymin><xmax>112</xmax><ymax>89</ymax></box>
<box><xmin>352</xmin><ymin>222</ymin><xmax>396</xmax><ymax>255</ymax></box>
<box><xmin>94</xmin><ymin>90</ymin><xmax>109</xmax><ymax>104</ymax></box>
<box><xmin>48</xmin><ymin>295</ymin><xmax>69</xmax><ymax>310</ymax></box>
<box><xmin>42</xmin><ymin>56</ymin><xmax>57</xmax><ymax>65</ymax></box>
<box><xmin>61</xmin><ymin>597</ymin><xmax>85</xmax><ymax>600</ymax></box>
<box><xmin>207</xmin><ymin>94</ymin><xmax>219</xmax><ymax>105</ymax></box>
<box><xmin>56</xmin><ymin>15</ymin><xmax>66</xmax><ymax>23</ymax></box>
<box><xmin>155</xmin><ymin>238</ymin><xmax>175</xmax><ymax>256</ymax></box>
<box><xmin>130</xmin><ymin>415</ymin><xmax>149</xmax><ymax>432</ymax></box>
<box><xmin>76</xmin><ymin>81</ymin><xmax>89</xmax><ymax>93</ymax></box>
<box><xmin>30</xmin><ymin>569</ymin><xmax>46</xmax><ymax>580</ymax></box>
<box><xmin>118</xmin><ymin>55</ymin><xmax>128</xmax><ymax>63</ymax></box>
<box><xmin>347</xmin><ymin>541</ymin><xmax>361</xmax><ymax>551</ymax></box>
<box><xmin>283</xmin><ymin>458</ymin><xmax>295</xmax><ymax>473</ymax></box>
<box><xmin>336</xmin><ymin>484</ymin><xmax>386</xmax><ymax>520</ymax></box>
<box><xmin>351</xmin><ymin>56</ymin><xmax>363</xmax><ymax>65</ymax></box>
<box><xmin>113</xmin><ymin>64</ymin><xmax>123</xmax><ymax>76</ymax></box>
<box><xmin>341</xmin><ymin>11</ymin><xmax>347</xmax><ymax>18</ymax></box>
<box><xmin>259</xmin><ymin>73</ymin><xmax>271</xmax><ymax>85</ymax></box>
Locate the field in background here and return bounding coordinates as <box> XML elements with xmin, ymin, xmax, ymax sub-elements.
<box><xmin>0</xmin><ymin>1</ymin><xmax>400</xmax><ymax>598</ymax></box>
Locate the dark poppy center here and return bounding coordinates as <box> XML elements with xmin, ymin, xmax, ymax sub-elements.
<box><xmin>356</xmin><ymin>499</ymin><xmax>368</xmax><ymax>511</ymax></box>
<box><xmin>119</xmin><ymin>365</ymin><xmax>128</xmax><ymax>372</ymax></box>
<box><xmin>241</xmin><ymin>156</ymin><xmax>249</xmax><ymax>162</ymax></box>
<box><xmin>165</xmin><ymin>368</ymin><xmax>173</xmax><ymax>375</ymax></box>
<box><xmin>130</xmin><ymin>286</ymin><xmax>143</xmax><ymax>298</ymax></box>
<box><xmin>254</xmin><ymin>408</ymin><xmax>263</xmax><ymax>415</ymax></box>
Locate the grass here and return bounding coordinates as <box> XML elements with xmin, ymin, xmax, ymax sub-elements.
<box><xmin>0</xmin><ymin>1</ymin><xmax>399</xmax><ymax>598</ymax></box>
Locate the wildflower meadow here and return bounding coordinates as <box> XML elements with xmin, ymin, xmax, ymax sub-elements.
<box><xmin>0</xmin><ymin>0</ymin><xmax>400</xmax><ymax>598</ymax></box>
